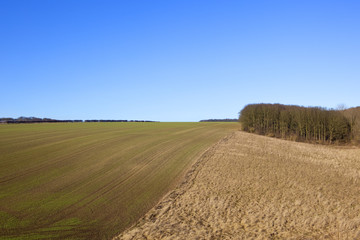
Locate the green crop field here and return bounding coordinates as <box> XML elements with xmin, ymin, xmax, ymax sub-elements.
<box><xmin>0</xmin><ymin>122</ymin><xmax>239</xmax><ymax>239</ymax></box>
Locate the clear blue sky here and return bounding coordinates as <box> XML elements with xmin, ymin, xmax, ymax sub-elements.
<box><xmin>1</xmin><ymin>0</ymin><xmax>359</xmax><ymax>121</ymax></box>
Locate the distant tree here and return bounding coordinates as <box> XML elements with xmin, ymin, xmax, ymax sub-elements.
<box><xmin>239</xmin><ymin>103</ymin><xmax>352</xmax><ymax>144</ymax></box>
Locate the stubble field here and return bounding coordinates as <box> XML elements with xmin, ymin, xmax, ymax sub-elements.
<box><xmin>117</xmin><ymin>131</ymin><xmax>360</xmax><ymax>239</ymax></box>
<box><xmin>0</xmin><ymin>122</ymin><xmax>239</xmax><ymax>239</ymax></box>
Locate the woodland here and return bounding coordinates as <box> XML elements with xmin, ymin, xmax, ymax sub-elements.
<box><xmin>239</xmin><ymin>104</ymin><xmax>354</xmax><ymax>144</ymax></box>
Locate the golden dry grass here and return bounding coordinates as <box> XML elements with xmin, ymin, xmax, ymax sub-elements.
<box><xmin>115</xmin><ymin>131</ymin><xmax>360</xmax><ymax>239</ymax></box>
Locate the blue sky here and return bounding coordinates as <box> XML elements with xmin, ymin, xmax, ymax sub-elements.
<box><xmin>1</xmin><ymin>0</ymin><xmax>359</xmax><ymax>121</ymax></box>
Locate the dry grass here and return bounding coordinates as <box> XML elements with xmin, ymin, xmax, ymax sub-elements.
<box><xmin>116</xmin><ymin>131</ymin><xmax>360</xmax><ymax>239</ymax></box>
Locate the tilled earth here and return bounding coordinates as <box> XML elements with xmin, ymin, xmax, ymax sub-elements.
<box><xmin>115</xmin><ymin>131</ymin><xmax>360</xmax><ymax>239</ymax></box>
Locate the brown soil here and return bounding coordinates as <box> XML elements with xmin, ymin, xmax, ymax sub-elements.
<box><xmin>114</xmin><ymin>131</ymin><xmax>360</xmax><ymax>239</ymax></box>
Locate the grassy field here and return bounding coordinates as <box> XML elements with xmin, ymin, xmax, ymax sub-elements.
<box><xmin>0</xmin><ymin>122</ymin><xmax>239</xmax><ymax>239</ymax></box>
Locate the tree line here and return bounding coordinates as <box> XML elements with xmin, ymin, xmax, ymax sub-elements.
<box><xmin>84</xmin><ymin>120</ymin><xmax>156</xmax><ymax>122</ymax></box>
<box><xmin>239</xmin><ymin>104</ymin><xmax>352</xmax><ymax>144</ymax></box>
<box><xmin>0</xmin><ymin>117</ymin><xmax>157</xmax><ymax>124</ymax></box>
<box><xmin>342</xmin><ymin>106</ymin><xmax>360</xmax><ymax>144</ymax></box>
<box><xmin>0</xmin><ymin>117</ymin><xmax>83</xmax><ymax>124</ymax></box>
<box><xmin>200</xmin><ymin>118</ymin><xmax>238</xmax><ymax>122</ymax></box>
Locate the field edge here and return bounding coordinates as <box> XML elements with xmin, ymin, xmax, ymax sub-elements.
<box><xmin>113</xmin><ymin>131</ymin><xmax>236</xmax><ymax>239</ymax></box>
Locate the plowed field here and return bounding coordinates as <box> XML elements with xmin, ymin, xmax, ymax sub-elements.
<box><xmin>116</xmin><ymin>131</ymin><xmax>360</xmax><ymax>239</ymax></box>
<box><xmin>0</xmin><ymin>122</ymin><xmax>239</xmax><ymax>239</ymax></box>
